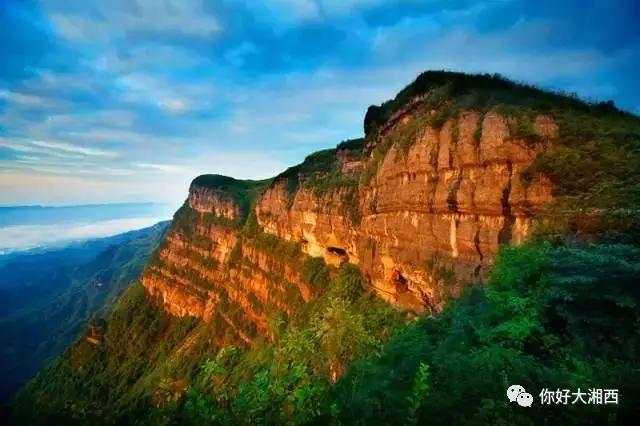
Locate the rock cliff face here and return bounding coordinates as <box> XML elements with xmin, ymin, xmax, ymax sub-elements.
<box><xmin>142</xmin><ymin>177</ymin><xmax>314</xmax><ymax>344</ymax></box>
<box><xmin>188</xmin><ymin>185</ymin><xmax>241</xmax><ymax>219</ymax></box>
<box><xmin>141</xmin><ymin>77</ymin><xmax>560</xmax><ymax>342</ymax></box>
<box><xmin>143</xmin><ymin>220</ymin><xmax>307</xmax><ymax>344</ymax></box>
<box><xmin>256</xmin><ymin>111</ymin><xmax>555</xmax><ymax>310</ymax></box>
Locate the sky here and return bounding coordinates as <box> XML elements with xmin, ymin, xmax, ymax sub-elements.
<box><xmin>1</xmin><ymin>0</ymin><xmax>638</xmax><ymax>206</ymax></box>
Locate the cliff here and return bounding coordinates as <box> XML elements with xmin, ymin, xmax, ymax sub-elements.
<box><xmin>141</xmin><ymin>71</ymin><xmax>640</xmax><ymax>340</ymax></box>
<box><xmin>255</xmin><ymin>112</ymin><xmax>556</xmax><ymax>311</ymax></box>
<box><xmin>14</xmin><ymin>71</ymin><xmax>640</xmax><ymax>426</ymax></box>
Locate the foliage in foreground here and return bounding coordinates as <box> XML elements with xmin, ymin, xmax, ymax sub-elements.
<box><xmin>12</xmin><ymin>265</ymin><xmax>403</xmax><ymax>425</ymax></box>
<box><xmin>330</xmin><ymin>242</ymin><xmax>640</xmax><ymax>425</ymax></box>
<box><xmin>13</xmin><ymin>241</ymin><xmax>640</xmax><ymax>425</ymax></box>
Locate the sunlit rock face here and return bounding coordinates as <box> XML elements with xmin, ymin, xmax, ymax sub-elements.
<box><xmin>142</xmin><ymin>105</ymin><xmax>555</xmax><ymax>343</ymax></box>
<box><xmin>142</xmin><ymin>179</ymin><xmax>313</xmax><ymax>345</ymax></box>
<box><xmin>188</xmin><ymin>185</ymin><xmax>241</xmax><ymax>219</ymax></box>
<box><xmin>256</xmin><ymin>110</ymin><xmax>554</xmax><ymax>311</ymax></box>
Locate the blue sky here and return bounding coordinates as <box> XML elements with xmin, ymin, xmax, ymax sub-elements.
<box><xmin>0</xmin><ymin>0</ymin><xmax>638</xmax><ymax>206</ymax></box>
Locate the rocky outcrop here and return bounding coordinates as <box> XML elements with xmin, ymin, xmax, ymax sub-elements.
<box><xmin>256</xmin><ymin>111</ymin><xmax>554</xmax><ymax>310</ymax></box>
<box><xmin>188</xmin><ymin>185</ymin><xmax>241</xmax><ymax>219</ymax></box>
<box><xmin>142</xmin><ymin>180</ymin><xmax>313</xmax><ymax>344</ymax></box>
<box><xmin>142</xmin><ymin>92</ymin><xmax>556</xmax><ymax>341</ymax></box>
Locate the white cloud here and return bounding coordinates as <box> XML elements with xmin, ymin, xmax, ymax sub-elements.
<box><xmin>2</xmin><ymin>140</ymin><xmax>83</xmax><ymax>159</ymax></box>
<box><xmin>159</xmin><ymin>99</ymin><xmax>189</xmax><ymax>113</ymax></box>
<box><xmin>30</xmin><ymin>140</ymin><xmax>117</xmax><ymax>157</ymax></box>
<box><xmin>0</xmin><ymin>217</ymin><xmax>169</xmax><ymax>253</ymax></box>
<box><xmin>134</xmin><ymin>162</ymin><xmax>186</xmax><ymax>173</ymax></box>
<box><xmin>116</xmin><ymin>73</ymin><xmax>216</xmax><ymax>114</ymax></box>
<box><xmin>47</xmin><ymin>0</ymin><xmax>220</xmax><ymax>43</ymax></box>
<box><xmin>0</xmin><ymin>90</ymin><xmax>67</xmax><ymax>109</ymax></box>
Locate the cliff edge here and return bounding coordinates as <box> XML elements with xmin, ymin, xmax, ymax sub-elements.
<box><xmin>141</xmin><ymin>71</ymin><xmax>640</xmax><ymax>341</ymax></box>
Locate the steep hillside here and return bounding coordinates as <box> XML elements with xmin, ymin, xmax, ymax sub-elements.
<box><xmin>0</xmin><ymin>222</ymin><xmax>168</xmax><ymax>404</ymax></box>
<box><xmin>12</xmin><ymin>71</ymin><xmax>640</xmax><ymax>425</ymax></box>
<box><xmin>143</xmin><ymin>71</ymin><xmax>640</xmax><ymax>330</ymax></box>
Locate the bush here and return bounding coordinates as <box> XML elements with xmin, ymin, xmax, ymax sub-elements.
<box><xmin>301</xmin><ymin>257</ymin><xmax>331</xmax><ymax>294</ymax></box>
<box><xmin>330</xmin><ymin>264</ymin><xmax>364</xmax><ymax>302</ymax></box>
<box><xmin>329</xmin><ymin>241</ymin><xmax>640</xmax><ymax>425</ymax></box>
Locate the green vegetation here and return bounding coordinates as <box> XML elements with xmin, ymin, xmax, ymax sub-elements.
<box><xmin>328</xmin><ymin>241</ymin><xmax>640</xmax><ymax>425</ymax></box>
<box><xmin>359</xmin><ymin>137</ymin><xmax>390</xmax><ymax>185</ymax></box>
<box><xmin>525</xmin><ymin>110</ymin><xmax>640</xmax><ymax>234</ymax></box>
<box><xmin>363</xmin><ymin>71</ymin><xmax>627</xmax><ymax>137</ymax></box>
<box><xmin>0</xmin><ymin>222</ymin><xmax>168</xmax><ymax>405</ymax></box>
<box><xmin>167</xmin><ymin>174</ymin><xmax>273</xmax><ymax>265</ymax></box>
<box><xmin>14</xmin><ymin>240</ymin><xmax>640</xmax><ymax>425</ymax></box>
<box><xmin>271</xmin><ymin>138</ymin><xmax>365</xmax><ymax>224</ymax></box>
<box><xmin>276</xmin><ymin>138</ymin><xmax>365</xmax><ymax>197</ymax></box>
<box><xmin>275</xmin><ymin>149</ymin><xmax>338</xmax><ymax>201</ymax></box>
<box><xmin>12</xmin><ymin>283</ymin><xmax>204</xmax><ymax>424</ymax></box>
<box><xmin>238</xmin><ymin>214</ymin><xmax>331</xmax><ymax>300</ymax></box>
<box><xmin>190</xmin><ymin>175</ymin><xmax>272</xmax><ymax>221</ymax></box>
<box><xmin>299</xmin><ymin>145</ymin><xmax>359</xmax><ymax>194</ymax></box>
<box><xmin>12</xmin><ymin>264</ymin><xmax>404</xmax><ymax>425</ymax></box>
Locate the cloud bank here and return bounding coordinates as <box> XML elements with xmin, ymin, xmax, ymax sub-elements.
<box><xmin>1</xmin><ymin>0</ymin><xmax>638</xmax><ymax>205</ymax></box>
<box><xmin>0</xmin><ymin>217</ymin><xmax>167</xmax><ymax>254</ymax></box>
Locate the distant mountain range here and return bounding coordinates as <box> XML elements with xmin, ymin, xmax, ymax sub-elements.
<box><xmin>0</xmin><ymin>221</ymin><xmax>169</xmax><ymax>405</ymax></box>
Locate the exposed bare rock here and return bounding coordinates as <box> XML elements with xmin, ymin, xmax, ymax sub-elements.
<box><xmin>142</xmin><ymin>107</ymin><xmax>555</xmax><ymax>344</ymax></box>
<box><xmin>188</xmin><ymin>185</ymin><xmax>240</xmax><ymax>219</ymax></box>
<box><xmin>257</xmin><ymin>111</ymin><xmax>554</xmax><ymax>311</ymax></box>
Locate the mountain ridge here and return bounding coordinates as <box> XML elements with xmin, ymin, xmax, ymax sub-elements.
<box><xmin>142</xmin><ymin>70</ymin><xmax>640</xmax><ymax>322</ymax></box>
<box><xmin>11</xmin><ymin>71</ymin><xmax>640</xmax><ymax>425</ymax></box>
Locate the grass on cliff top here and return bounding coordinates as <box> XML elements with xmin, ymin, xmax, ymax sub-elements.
<box><xmin>361</xmin><ymin>71</ymin><xmax>640</xmax><ymax>236</ymax></box>
<box><xmin>268</xmin><ymin>138</ymin><xmax>364</xmax><ymax>224</ymax></box>
<box><xmin>363</xmin><ymin>70</ymin><xmax>632</xmax><ymax>136</ymax></box>
<box><xmin>273</xmin><ymin>138</ymin><xmax>365</xmax><ymax>195</ymax></box>
<box><xmin>169</xmin><ymin>175</ymin><xmax>272</xmax><ymax>239</ymax></box>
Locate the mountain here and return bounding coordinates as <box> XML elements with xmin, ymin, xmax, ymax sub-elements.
<box><xmin>11</xmin><ymin>71</ymin><xmax>640</xmax><ymax>425</ymax></box>
<box><xmin>0</xmin><ymin>222</ymin><xmax>169</xmax><ymax>405</ymax></box>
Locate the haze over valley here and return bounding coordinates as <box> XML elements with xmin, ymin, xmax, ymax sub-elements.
<box><xmin>0</xmin><ymin>203</ymin><xmax>173</xmax><ymax>254</ymax></box>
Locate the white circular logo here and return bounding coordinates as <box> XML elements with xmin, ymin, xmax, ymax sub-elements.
<box><xmin>517</xmin><ymin>392</ymin><xmax>533</xmax><ymax>407</ymax></box>
<box><xmin>507</xmin><ymin>384</ymin><xmax>526</xmax><ymax>402</ymax></box>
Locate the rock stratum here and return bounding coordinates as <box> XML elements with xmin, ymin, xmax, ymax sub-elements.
<box><xmin>140</xmin><ymin>71</ymin><xmax>627</xmax><ymax>345</ymax></box>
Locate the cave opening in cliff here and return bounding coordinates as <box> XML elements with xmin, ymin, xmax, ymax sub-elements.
<box><xmin>327</xmin><ymin>246</ymin><xmax>348</xmax><ymax>257</ymax></box>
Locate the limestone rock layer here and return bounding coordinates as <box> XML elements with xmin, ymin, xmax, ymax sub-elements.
<box><xmin>142</xmin><ymin>108</ymin><xmax>555</xmax><ymax>342</ymax></box>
